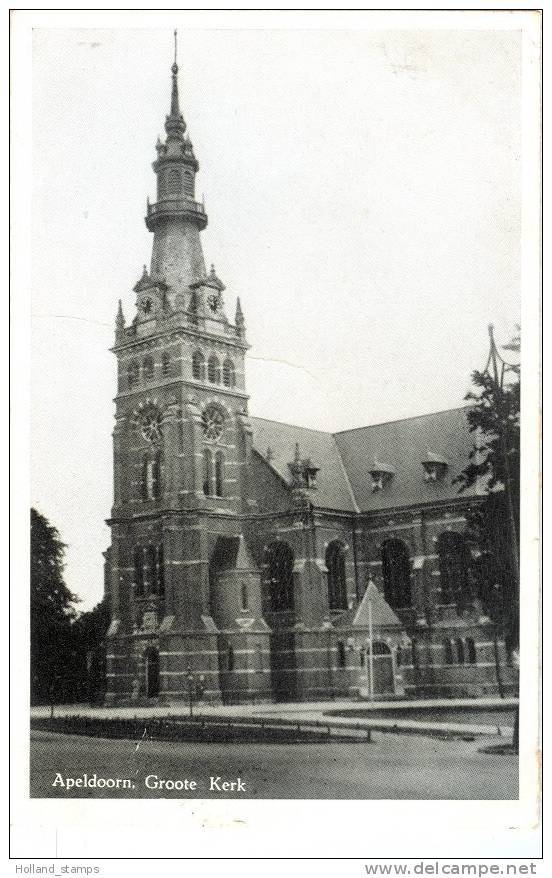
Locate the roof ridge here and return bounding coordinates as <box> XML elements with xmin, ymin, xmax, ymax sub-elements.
<box><xmin>332</xmin><ymin>435</ymin><xmax>360</xmax><ymax>513</ymax></box>
<box><xmin>332</xmin><ymin>405</ymin><xmax>471</xmax><ymax>436</ymax></box>
<box><xmin>249</xmin><ymin>414</ymin><xmax>333</xmax><ymax>435</ymax></box>
<box><xmin>250</xmin><ymin>406</ymin><xmax>471</xmax><ymax>437</ymax></box>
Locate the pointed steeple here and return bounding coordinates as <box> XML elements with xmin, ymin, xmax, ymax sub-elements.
<box><xmin>116</xmin><ymin>299</ymin><xmax>125</xmax><ymax>329</ymax></box>
<box><xmin>165</xmin><ymin>30</ymin><xmax>186</xmax><ymax>140</ymax></box>
<box><xmin>288</xmin><ymin>442</ymin><xmax>304</xmax><ymax>488</ymax></box>
<box><xmin>235</xmin><ymin>296</ymin><xmax>245</xmax><ymax>336</ymax></box>
<box><xmin>170</xmin><ymin>31</ymin><xmax>181</xmax><ymax>116</ymax></box>
<box><xmin>146</xmin><ymin>33</ymin><xmax>206</xmax><ymax>294</ymax></box>
<box><xmin>115</xmin><ymin>299</ymin><xmax>126</xmax><ymax>341</ymax></box>
<box><xmin>206</xmin><ymin>263</ymin><xmax>225</xmax><ymax>291</ymax></box>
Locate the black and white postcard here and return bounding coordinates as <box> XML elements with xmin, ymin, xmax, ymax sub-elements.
<box><xmin>10</xmin><ymin>7</ymin><xmax>542</xmax><ymax>866</ymax></box>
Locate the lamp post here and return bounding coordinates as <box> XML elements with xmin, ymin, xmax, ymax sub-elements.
<box><xmin>492</xmin><ymin>583</ymin><xmax>505</xmax><ymax>700</ymax></box>
<box><xmin>86</xmin><ymin>649</ymin><xmax>94</xmax><ymax>705</ymax></box>
<box><xmin>511</xmin><ymin>649</ymin><xmax>519</xmax><ymax>753</ymax></box>
<box><xmin>366</xmin><ymin>599</ymin><xmax>374</xmax><ymax>702</ymax></box>
<box><xmin>186</xmin><ymin>665</ymin><xmax>194</xmax><ymax>718</ymax></box>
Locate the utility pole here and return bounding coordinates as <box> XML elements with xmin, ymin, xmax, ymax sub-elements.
<box><xmin>186</xmin><ymin>665</ymin><xmax>194</xmax><ymax>719</ymax></box>
<box><xmin>367</xmin><ymin>600</ymin><xmax>374</xmax><ymax>702</ymax></box>
<box><xmin>486</xmin><ymin>325</ymin><xmax>519</xmax><ymax>713</ymax></box>
<box><xmin>492</xmin><ymin>583</ymin><xmax>505</xmax><ymax>699</ymax></box>
<box><xmin>487</xmin><ymin>325</ymin><xmax>520</xmax><ymax>588</ymax></box>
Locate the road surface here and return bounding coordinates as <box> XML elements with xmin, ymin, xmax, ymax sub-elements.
<box><xmin>30</xmin><ymin>729</ymin><xmax>518</xmax><ymax>800</ymax></box>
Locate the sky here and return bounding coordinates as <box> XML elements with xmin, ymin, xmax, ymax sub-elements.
<box><xmin>30</xmin><ymin>26</ymin><xmax>521</xmax><ymax>610</ymax></box>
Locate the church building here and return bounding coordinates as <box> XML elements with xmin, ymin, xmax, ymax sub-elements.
<box><xmin>104</xmin><ymin>50</ymin><xmax>518</xmax><ymax>704</ymax></box>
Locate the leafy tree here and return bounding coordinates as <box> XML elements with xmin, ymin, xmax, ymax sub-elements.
<box><xmin>69</xmin><ymin>598</ymin><xmax>110</xmax><ymax>703</ymax></box>
<box><xmin>30</xmin><ymin>508</ymin><xmax>79</xmax><ymax>703</ymax></box>
<box><xmin>455</xmin><ymin>328</ymin><xmax>520</xmax><ymax>648</ymax></box>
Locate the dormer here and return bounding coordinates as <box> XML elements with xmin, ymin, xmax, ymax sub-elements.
<box><xmin>421</xmin><ymin>449</ymin><xmax>448</xmax><ymax>483</ymax></box>
<box><xmin>369</xmin><ymin>457</ymin><xmax>395</xmax><ymax>493</ymax></box>
<box><xmin>302</xmin><ymin>457</ymin><xmax>320</xmax><ymax>489</ymax></box>
<box><xmin>288</xmin><ymin>443</ymin><xmax>320</xmax><ymax>490</ymax></box>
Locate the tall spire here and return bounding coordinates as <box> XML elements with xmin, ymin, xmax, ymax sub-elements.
<box><xmin>145</xmin><ymin>32</ymin><xmax>207</xmax><ymax>297</ymax></box>
<box><xmin>235</xmin><ymin>296</ymin><xmax>245</xmax><ymax>337</ymax></box>
<box><xmin>166</xmin><ymin>29</ymin><xmax>185</xmax><ymax>139</ymax></box>
<box><xmin>170</xmin><ymin>29</ymin><xmax>181</xmax><ymax>119</ymax></box>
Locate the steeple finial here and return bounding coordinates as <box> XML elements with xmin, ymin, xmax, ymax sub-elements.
<box><xmin>170</xmin><ymin>62</ymin><xmax>180</xmax><ymax>117</ymax></box>
<box><xmin>174</xmin><ymin>29</ymin><xmax>178</xmax><ymax>69</ymax></box>
<box><xmin>167</xmin><ymin>29</ymin><xmax>184</xmax><ymax>126</ymax></box>
<box><xmin>115</xmin><ymin>299</ymin><xmax>125</xmax><ymax>331</ymax></box>
<box><xmin>235</xmin><ymin>297</ymin><xmax>245</xmax><ymax>334</ymax></box>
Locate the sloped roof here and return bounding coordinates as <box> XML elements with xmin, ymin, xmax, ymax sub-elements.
<box><xmin>334</xmin><ymin>580</ymin><xmax>402</xmax><ymax>629</ymax></box>
<box><xmin>250</xmin><ymin>407</ymin><xmax>479</xmax><ymax>514</ymax></box>
<box><xmin>334</xmin><ymin>407</ymin><xmax>479</xmax><ymax>512</ymax></box>
<box><xmin>249</xmin><ymin>417</ymin><xmax>357</xmax><ymax>511</ymax></box>
<box><xmin>211</xmin><ymin>535</ymin><xmax>258</xmax><ymax>572</ymax></box>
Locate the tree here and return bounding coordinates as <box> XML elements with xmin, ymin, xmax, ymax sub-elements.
<box><xmin>69</xmin><ymin>598</ymin><xmax>110</xmax><ymax>703</ymax></box>
<box><xmin>455</xmin><ymin>326</ymin><xmax>520</xmax><ymax>649</ymax></box>
<box><xmin>30</xmin><ymin>508</ymin><xmax>79</xmax><ymax>703</ymax></box>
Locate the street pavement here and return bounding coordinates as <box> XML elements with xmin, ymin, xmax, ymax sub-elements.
<box><xmin>30</xmin><ymin>727</ymin><xmax>518</xmax><ymax>800</ymax></box>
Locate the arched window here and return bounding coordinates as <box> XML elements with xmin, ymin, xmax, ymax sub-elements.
<box><xmin>207</xmin><ymin>354</ymin><xmax>221</xmax><ymax>384</ymax></box>
<box><xmin>223</xmin><ymin>358</ymin><xmax>235</xmax><ymax>388</ymax></box>
<box><xmin>141</xmin><ymin>454</ymin><xmax>149</xmax><ymax>501</ymax></box>
<box><xmin>240</xmin><ymin>582</ymin><xmax>248</xmax><ymax>611</ymax></box>
<box><xmin>161</xmin><ymin>353</ymin><xmax>170</xmax><ymax>377</ymax></box>
<box><xmin>152</xmin><ymin>451</ymin><xmax>161</xmax><ymax>499</ymax></box>
<box><xmin>438</xmin><ymin>532</ymin><xmax>471</xmax><ymax>607</ymax></box>
<box><xmin>326</xmin><ymin>541</ymin><xmax>348</xmax><ymax>611</ymax></box>
<box><xmin>145</xmin><ymin>545</ymin><xmax>156</xmax><ymax>594</ymax></box>
<box><xmin>203</xmin><ymin>448</ymin><xmax>213</xmax><ymax>496</ymax></box>
<box><xmin>337</xmin><ymin>641</ymin><xmax>346</xmax><ymax>668</ymax></box>
<box><xmin>142</xmin><ymin>356</ymin><xmax>154</xmax><ymax>381</ymax></box>
<box><xmin>183</xmin><ymin>169</ymin><xmax>194</xmax><ymax>195</ymax></box>
<box><xmin>227</xmin><ymin>645</ymin><xmax>235</xmax><ymax>673</ymax></box>
<box><xmin>145</xmin><ymin>647</ymin><xmax>160</xmax><ymax>698</ymax></box>
<box><xmin>411</xmin><ymin>638</ymin><xmax>420</xmax><ymax>668</ymax></box>
<box><xmin>381</xmin><ymin>539</ymin><xmax>412</xmax><ymax>609</ymax></box>
<box><xmin>142</xmin><ymin>451</ymin><xmax>161</xmax><ymax>501</ymax></box>
<box><xmin>465</xmin><ymin>637</ymin><xmax>477</xmax><ymax>664</ymax></box>
<box><xmin>396</xmin><ymin>645</ymin><xmax>403</xmax><ymax>667</ymax></box>
<box><xmin>192</xmin><ymin>350</ymin><xmax>205</xmax><ymax>381</ymax></box>
<box><xmin>455</xmin><ymin>637</ymin><xmax>465</xmax><ymax>665</ymax></box>
<box><xmin>167</xmin><ymin>167</ymin><xmax>182</xmax><ymax>194</ymax></box>
<box><xmin>155</xmin><ymin>545</ymin><xmax>164</xmax><ymax>596</ymax></box>
<box><xmin>443</xmin><ymin>639</ymin><xmax>454</xmax><ymax>665</ymax></box>
<box><xmin>215</xmin><ymin>451</ymin><xmax>224</xmax><ymax>497</ymax></box>
<box><xmin>128</xmin><ymin>361</ymin><xmax>139</xmax><ymax>388</ymax></box>
<box><xmin>134</xmin><ymin>547</ymin><xmax>144</xmax><ymax>596</ymax></box>
<box><xmin>266</xmin><ymin>542</ymin><xmax>295</xmax><ymax>611</ymax></box>
<box><xmin>372</xmin><ymin>641</ymin><xmax>391</xmax><ymax>656</ymax></box>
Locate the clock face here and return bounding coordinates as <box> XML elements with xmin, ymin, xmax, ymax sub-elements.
<box><xmin>207</xmin><ymin>293</ymin><xmax>219</xmax><ymax>313</ymax></box>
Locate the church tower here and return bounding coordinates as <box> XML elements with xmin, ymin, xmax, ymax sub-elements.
<box><xmin>104</xmin><ymin>36</ymin><xmax>271</xmax><ymax>705</ymax></box>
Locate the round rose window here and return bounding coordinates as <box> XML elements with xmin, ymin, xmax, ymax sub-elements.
<box><xmin>141</xmin><ymin>409</ymin><xmax>162</xmax><ymax>443</ymax></box>
<box><xmin>202</xmin><ymin>405</ymin><xmax>225</xmax><ymax>441</ymax></box>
